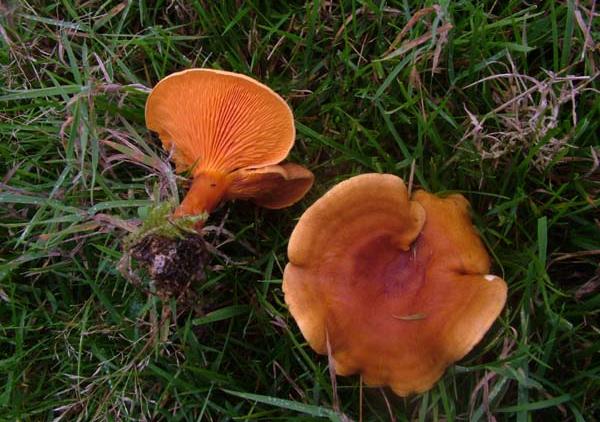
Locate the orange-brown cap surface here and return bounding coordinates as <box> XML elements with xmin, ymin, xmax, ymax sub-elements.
<box><xmin>283</xmin><ymin>173</ymin><xmax>507</xmax><ymax>396</ymax></box>
<box><xmin>145</xmin><ymin>69</ymin><xmax>312</xmax><ymax>217</ymax></box>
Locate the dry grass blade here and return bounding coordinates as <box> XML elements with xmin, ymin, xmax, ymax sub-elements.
<box><xmin>574</xmin><ymin>273</ymin><xmax>600</xmax><ymax>300</ymax></box>
<box><xmin>325</xmin><ymin>329</ymin><xmax>341</xmax><ymax>413</ymax></box>
<box><xmin>382</xmin><ymin>23</ymin><xmax>453</xmax><ymax>61</ymax></box>
<box><xmin>574</xmin><ymin>0</ymin><xmax>597</xmax><ymax>71</ymax></box>
<box><xmin>384</xmin><ymin>6</ymin><xmax>440</xmax><ymax>56</ymax></box>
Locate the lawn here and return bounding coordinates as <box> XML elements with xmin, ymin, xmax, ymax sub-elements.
<box><xmin>1</xmin><ymin>0</ymin><xmax>599</xmax><ymax>420</ymax></box>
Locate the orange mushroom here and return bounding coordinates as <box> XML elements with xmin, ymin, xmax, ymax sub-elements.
<box><xmin>145</xmin><ymin>69</ymin><xmax>313</xmax><ymax>219</ymax></box>
<box><xmin>283</xmin><ymin>174</ymin><xmax>507</xmax><ymax>396</ymax></box>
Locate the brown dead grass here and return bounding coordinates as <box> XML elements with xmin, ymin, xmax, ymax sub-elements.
<box><xmin>462</xmin><ymin>55</ymin><xmax>599</xmax><ymax>171</ymax></box>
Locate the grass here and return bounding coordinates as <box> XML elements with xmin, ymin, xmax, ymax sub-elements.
<box><xmin>1</xmin><ymin>0</ymin><xmax>598</xmax><ymax>420</ymax></box>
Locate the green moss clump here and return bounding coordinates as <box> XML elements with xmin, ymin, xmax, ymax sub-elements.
<box><xmin>124</xmin><ymin>201</ymin><xmax>208</xmax><ymax>251</ymax></box>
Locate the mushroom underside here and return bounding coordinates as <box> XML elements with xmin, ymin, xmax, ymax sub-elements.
<box><xmin>146</xmin><ymin>69</ymin><xmax>296</xmax><ymax>174</ymax></box>
<box><xmin>146</xmin><ymin>69</ymin><xmax>314</xmax><ymax>218</ymax></box>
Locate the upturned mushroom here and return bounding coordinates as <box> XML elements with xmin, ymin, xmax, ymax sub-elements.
<box><xmin>283</xmin><ymin>174</ymin><xmax>507</xmax><ymax>396</ymax></box>
<box><xmin>145</xmin><ymin>68</ymin><xmax>313</xmax><ymax>219</ymax></box>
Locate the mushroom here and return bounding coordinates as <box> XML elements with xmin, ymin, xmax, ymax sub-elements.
<box><xmin>145</xmin><ymin>68</ymin><xmax>313</xmax><ymax>219</ymax></box>
<box><xmin>283</xmin><ymin>174</ymin><xmax>507</xmax><ymax>396</ymax></box>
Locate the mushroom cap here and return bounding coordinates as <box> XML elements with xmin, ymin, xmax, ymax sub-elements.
<box><xmin>145</xmin><ymin>68</ymin><xmax>295</xmax><ymax>175</ymax></box>
<box><xmin>283</xmin><ymin>174</ymin><xmax>507</xmax><ymax>396</ymax></box>
<box><xmin>227</xmin><ymin>163</ymin><xmax>315</xmax><ymax>209</ymax></box>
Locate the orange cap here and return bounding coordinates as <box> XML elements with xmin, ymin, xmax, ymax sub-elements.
<box><xmin>283</xmin><ymin>174</ymin><xmax>507</xmax><ymax>396</ymax></box>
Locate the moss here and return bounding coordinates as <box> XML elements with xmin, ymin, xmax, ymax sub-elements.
<box><xmin>123</xmin><ymin>201</ymin><xmax>208</xmax><ymax>251</ymax></box>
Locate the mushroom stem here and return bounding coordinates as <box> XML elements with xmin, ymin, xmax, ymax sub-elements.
<box><xmin>174</xmin><ymin>171</ymin><xmax>232</xmax><ymax>218</ymax></box>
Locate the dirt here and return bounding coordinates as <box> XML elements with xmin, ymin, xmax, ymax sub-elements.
<box><xmin>128</xmin><ymin>233</ymin><xmax>209</xmax><ymax>308</ymax></box>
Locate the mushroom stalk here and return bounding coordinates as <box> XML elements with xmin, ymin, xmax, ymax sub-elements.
<box><xmin>174</xmin><ymin>172</ymin><xmax>232</xmax><ymax>217</ymax></box>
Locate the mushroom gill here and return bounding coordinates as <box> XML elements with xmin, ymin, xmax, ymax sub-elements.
<box><xmin>283</xmin><ymin>173</ymin><xmax>507</xmax><ymax>396</ymax></box>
